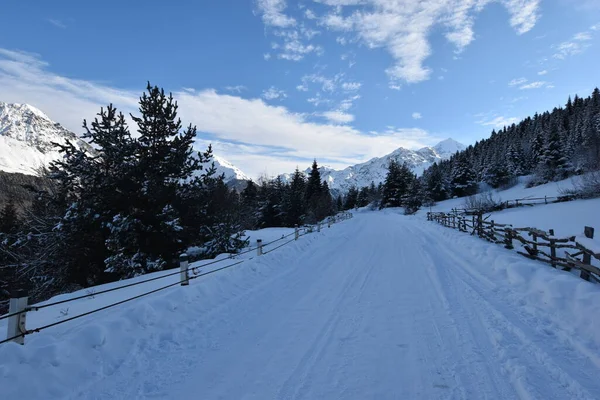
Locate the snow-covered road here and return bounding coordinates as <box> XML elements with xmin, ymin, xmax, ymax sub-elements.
<box><xmin>4</xmin><ymin>211</ymin><xmax>600</xmax><ymax>399</ymax></box>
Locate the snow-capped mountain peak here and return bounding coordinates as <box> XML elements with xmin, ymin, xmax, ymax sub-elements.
<box><xmin>431</xmin><ymin>138</ymin><xmax>466</xmax><ymax>158</ymax></box>
<box><xmin>212</xmin><ymin>155</ymin><xmax>250</xmax><ymax>182</ymax></box>
<box><xmin>0</xmin><ymin>102</ymin><xmax>94</xmax><ymax>174</ymax></box>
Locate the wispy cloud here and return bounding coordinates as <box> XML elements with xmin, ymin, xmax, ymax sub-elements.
<box><xmin>262</xmin><ymin>86</ymin><xmax>287</xmax><ymax>100</ymax></box>
<box><xmin>321</xmin><ymin>110</ymin><xmax>355</xmax><ymax>124</ymax></box>
<box><xmin>478</xmin><ymin>115</ymin><xmax>519</xmax><ymax>129</ymax></box>
<box><xmin>509</xmin><ymin>77</ymin><xmax>552</xmax><ymax>90</ymax></box>
<box><xmin>537</xmin><ymin>70</ymin><xmax>548</xmax><ymax>75</ymax></box>
<box><xmin>412</xmin><ymin>112</ymin><xmax>422</xmax><ymax>120</ymax></box>
<box><xmin>553</xmin><ymin>30</ymin><xmax>595</xmax><ymax>59</ymax></box>
<box><xmin>519</xmin><ymin>81</ymin><xmax>549</xmax><ymax>90</ymax></box>
<box><xmin>47</xmin><ymin>18</ymin><xmax>66</xmax><ymax>29</ymax></box>
<box><xmin>341</xmin><ymin>82</ymin><xmax>361</xmax><ymax>91</ymax></box>
<box><xmin>224</xmin><ymin>85</ymin><xmax>247</xmax><ymax>93</ymax></box>
<box><xmin>255</xmin><ymin>0</ymin><xmax>295</xmax><ymax>27</ymax></box>
<box><xmin>0</xmin><ymin>47</ymin><xmax>442</xmax><ymax>178</ymax></box>
<box><xmin>255</xmin><ymin>1</ymin><xmax>323</xmax><ymax>62</ymax></box>
<box><xmin>315</xmin><ymin>0</ymin><xmax>541</xmax><ymax>85</ymax></box>
<box><xmin>509</xmin><ymin>77</ymin><xmax>528</xmax><ymax>86</ymax></box>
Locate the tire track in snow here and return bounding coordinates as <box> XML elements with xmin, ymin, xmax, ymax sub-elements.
<box><xmin>410</xmin><ymin>219</ymin><xmax>600</xmax><ymax>399</ymax></box>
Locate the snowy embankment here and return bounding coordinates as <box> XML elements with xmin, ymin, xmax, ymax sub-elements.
<box><xmin>3</xmin><ymin>211</ymin><xmax>600</xmax><ymax>399</ymax></box>
<box><xmin>424</xmin><ymin>175</ymin><xmax>600</xmax><ymax>239</ymax></box>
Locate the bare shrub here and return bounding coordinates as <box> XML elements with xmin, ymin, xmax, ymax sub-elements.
<box><xmin>463</xmin><ymin>192</ymin><xmax>503</xmax><ymax>212</ymax></box>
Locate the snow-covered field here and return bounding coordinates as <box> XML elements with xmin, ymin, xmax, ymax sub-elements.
<box><xmin>424</xmin><ymin>175</ymin><xmax>600</xmax><ymax>239</ymax></box>
<box><xmin>3</xmin><ymin>210</ymin><xmax>600</xmax><ymax>399</ymax></box>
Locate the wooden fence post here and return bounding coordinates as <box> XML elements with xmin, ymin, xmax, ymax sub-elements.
<box><xmin>317</xmin><ymin>222</ymin><xmax>321</xmax><ymax>232</ymax></box>
<box><xmin>7</xmin><ymin>289</ymin><xmax>28</xmax><ymax>345</ymax></box>
<box><xmin>505</xmin><ymin>228</ymin><xmax>514</xmax><ymax>249</ymax></box>
<box><xmin>257</xmin><ymin>239</ymin><xmax>263</xmax><ymax>256</ymax></box>
<box><xmin>295</xmin><ymin>224</ymin><xmax>300</xmax><ymax>239</ymax></box>
<box><xmin>477</xmin><ymin>213</ymin><xmax>483</xmax><ymax>237</ymax></box>
<box><xmin>581</xmin><ymin>226</ymin><xmax>594</xmax><ymax>281</ymax></box>
<box><xmin>532</xmin><ymin>233</ymin><xmax>538</xmax><ymax>256</ymax></box>
<box><xmin>179</xmin><ymin>253</ymin><xmax>189</xmax><ymax>286</ymax></box>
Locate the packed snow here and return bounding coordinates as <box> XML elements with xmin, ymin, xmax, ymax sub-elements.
<box><xmin>2</xmin><ymin>210</ymin><xmax>600</xmax><ymax>399</ymax></box>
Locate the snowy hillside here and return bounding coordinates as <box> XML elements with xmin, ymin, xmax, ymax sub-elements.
<box><xmin>0</xmin><ymin>102</ymin><xmax>94</xmax><ymax>175</ymax></box>
<box><xmin>3</xmin><ymin>210</ymin><xmax>600</xmax><ymax>399</ymax></box>
<box><xmin>0</xmin><ymin>102</ymin><xmax>250</xmax><ymax>183</ymax></box>
<box><xmin>280</xmin><ymin>138</ymin><xmax>465</xmax><ymax>192</ymax></box>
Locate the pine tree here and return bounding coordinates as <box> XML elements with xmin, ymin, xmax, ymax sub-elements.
<box><xmin>305</xmin><ymin>160</ymin><xmax>323</xmax><ymax>223</ymax></box>
<box><xmin>344</xmin><ymin>187</ymin><xmax>358</xmax><ymax>210</ymax></box>
<box><xmin>381</xmin><ymin>160</ymin><xmax>413</xmax><ymax>208</ymax></box>
<box><xmin>450</xmin><ymin>156</ymin><xmax>477</xmax><ymax>197</ymax></box>
<box><xmin>356</xmin><ymin>186</ymin><xmax>370</xmax><ymax>208</ymax></box>
<box><xmin>538</xmin><ymin>126</ymin><xmax>571</xmax><ymax>182</ymax></box>
<box><xmin>404</xmin><ymin>177</ymin><xmax>422</xmax><ymax>214</ymax></box>
<box><xmin>107</xmin><ymin>83</ymin><xmax>204</xmax><ymax>274</ymax></box>
<box><xmin>240</xmin><ymin>180</ymin><xmax>259</xmax><ymax>229</ymax></box>
<box><xmin>285</xmin><ymin>168</ymin><xmax>306</xmax><ymax>226</ymax></box>
<box><xmin>336</xmin><ymin>195</ymin><xmax>343</xmax><ymax>211</ymax></box>
<box><xmin>0</xmin><ymin>202</ymin><xmax>18</xmax><ymax>234</ymax></box>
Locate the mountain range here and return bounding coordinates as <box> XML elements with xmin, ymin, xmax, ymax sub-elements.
<box><xmin>279</xmin><ymin>138</ymin><xmax>465</xmax><ymax>192</ymax></box>
<box><xmin>0</xmin><ymin>102</ymin><xmax>464</xmax><ymax>192</ymax></box>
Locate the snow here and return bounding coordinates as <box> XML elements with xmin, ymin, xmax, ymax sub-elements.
<box><xmin>3</xmin><ymin>211</ymin><xmax>600</xmax><ymax>399</ymax></box>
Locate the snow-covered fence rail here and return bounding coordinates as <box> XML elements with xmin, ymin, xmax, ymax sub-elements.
<box><xmin>1</xmin><ymin>212</ymin><xmax>353</xmax><ymax>345</ymax></box>
<box><xmin>427</xmin><ymin>210</ymin><xmax>600</xmax><ymax>282</ymax></box>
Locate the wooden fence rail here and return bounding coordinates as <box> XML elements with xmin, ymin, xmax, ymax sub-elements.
<box><xmin>427</xmin><ymin>209</ymin><xmax>600</xmax><ymax>283</ymax></box>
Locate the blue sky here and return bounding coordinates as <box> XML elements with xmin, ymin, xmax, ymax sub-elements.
<box><xmin>0</xmin><ymin>0</ymin><xmax>599</xmax><ymax>178</ymax></box>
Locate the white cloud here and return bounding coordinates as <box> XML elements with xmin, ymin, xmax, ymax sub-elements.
<box><xmin>478</xmin><ymin>116</ymin><xmax>519</xmax><ymax>128</ymax></box>
<box><xmin>304</xmin><ymin>9</ymin><xmax>317</xmax><ymax>20</ymax></box>
<box><xmin>519</xmin><ymin>81</ymin><xmax>549</xmax><ymax>89</ymax></box>
<box><xmin>553</xmin><ymin>30</ymin><xmax>595</xmax><ymax>59</ymax></box>
<box><xmin>47</xmin><ymin>19</ymin><xmax>66</xmax><ymax>29</ymax></box>
<box><xmin>537</xmin><ymin>70</ymin><xmax>548</xmax><ymax>75</ymax></box>
<box><xmin>341</xmin><ymin>82</ymin><xmax>361</xmax><ymax>91</ymax></box>
<box><xmin>224</xmin><ymin>85</ymin><xmax>247</xmax><ymax>93</ymax></box>
<box><xmin>573</xmin><ymin>32</ymin><xmax>592</xmax><ymax>41</ymax></box>
<box><xmin>321</xmin><ymin>110</ymin><xmax>355</xmax><ymax>124</ymax></box>
<box><xmin>301</xmin><ymin>73</ymin><xmax>343</xmax><ymax>92</ymax></box>
<box><xmin>339</xmin><ymin>94</ymin><xmax>360</xmax><ymax>110</ymax></box>
<box><xmin>389</xmin><ymin>84</ymin><xmax>402</xmax><ymax>91</ymax></box>
<box><xmin>316</xmin><ymin>0</ymin><xmax>540</xmax><ymax>85</ymax></box>
<box><xmin>263</xmin><ymin>53</ymin><xmax>272</xmax><ymax>60</ymax></box>
<box><xmin>262</xmin><ymin>86</ymin><xmax>287</xmax><ymax>100</ymax></box>
<box><xmin>412</xmin><ymin>112</ymin><xmax>422</xmax><ymax>120</ymax></box>
<box><xmin>0</xmin><ymin>47</ymin><xmax>442</xmax><ymax>178</ymax></box>
<box><xmin>509</xmin><ymin>77</ymin><xmax>528</xmax><ymax>86</ymax></box>
<box><xmin>255</xmin><ymin>0</ymin><xmax>296</xmax><ymax>28</ymax></box>
<box><xmin>591</xmin><ymin>23</ymin><xmax>600</xmax><ymax>31</ymax></box>
<box><xmin>296</xmin><ymin>84</ymin><xmax>308</xmax><ymax>91</ymax></box>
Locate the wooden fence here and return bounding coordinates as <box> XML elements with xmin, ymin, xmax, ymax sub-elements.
<box><xmin>427</xmin><ymin>209</ymin><xmax>600</xmax><ymax>283</ymax></box>
<box><xmin>501</xmin><ymin>195</ymin><xmax>575</xmax><ymax>209</ymax></box>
